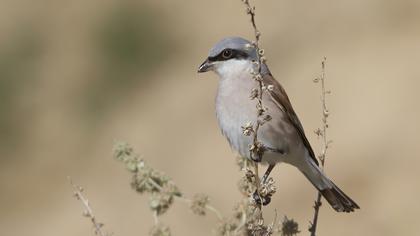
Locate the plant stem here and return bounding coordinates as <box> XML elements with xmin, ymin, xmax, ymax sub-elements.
<box><xmin>309</xmin><ymin>57</ymin><xmax>330</xmax><ymax>236</ymax></box>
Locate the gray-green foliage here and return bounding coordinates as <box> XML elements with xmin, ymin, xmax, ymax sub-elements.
<box><xmin>113</xmin><ymin>141</ymin><xmax>181</xmax><ymax>216</ymax></box>
<box><xmin>114</xmin><ymin>142</ymin><xmax>300</xmax><ymax>236</ymax></box>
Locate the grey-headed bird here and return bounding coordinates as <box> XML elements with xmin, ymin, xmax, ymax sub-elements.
<box><xmin>197</xmin><ymin>37</ymin><xmax>359</xmax><ymax>212</ymax></box>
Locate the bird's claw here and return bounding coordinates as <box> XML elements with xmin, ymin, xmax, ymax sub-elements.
<box><xmin>252</xmin><ymin>191</ymin><xmax>271</xmax><ymax>206</ymax></box>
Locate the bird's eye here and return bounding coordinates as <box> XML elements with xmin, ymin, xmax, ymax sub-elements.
<box><xmin>222</xmin><ymin>49</ymin><xmax>232</xmax><ymax>59</ymax></box>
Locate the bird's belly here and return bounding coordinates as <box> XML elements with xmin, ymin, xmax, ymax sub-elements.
<box><xmin>216</xmin><ymin>98</ymin><xmax>255</xmax><ymax>159</ymax></box>
<box><xmin>216</xmin><ymin>93</ymin><xmax>303</xmax><ymax>165</ymax></box>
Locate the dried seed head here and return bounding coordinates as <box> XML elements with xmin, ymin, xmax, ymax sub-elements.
<box><xmin>263</xmin><ymin>115</ymin><xmax>272</xmax><ymax>122</ymax></box>
<box><xmin>149</xmin><ymin>224</ymin><xmax>171</xmax><ymax>236</ymax></box>
<box><xmin>250</xmin><ymin>88</ymin><xmax>259</xmax><ymax>100</ymax></box>
<box><xmin>238</xmin><ymin>175</ymin><xmax>257</xmax><ymax>195</ymax></box>
<box><xmin>254</xmin><ymin>74</ymin><xmax>263</xmax><ymax>81</ymax></box>
<box><xmin>190</xmin><ymin>194</ymin><xmax>210</xmax><ymax>216</ymax></box>
<box><xmin>259</xmin><ymin>177</ymin><xmax>276</xmax><ymax>198</ymax></box>
<box><xmin>314</xmin><ymin>128</ymin><xmax>322</xmax><ymax>137</ymax></box>
<box><xmin>149</xmin><ymin>191</ymin><xmax>174</xmax><ymax>216</ymax></box>
<box><xmin>249</xmin><ymin>141</ymin><xmax>266</xmax><ymax>159</ymax></box>
<box><xmin>281</xmin><ymin>216</ymin><xmax>300</xmax><ymax>236</ymax></box>
<box><xmin>245</xmin><ymin>168</ymin><xmax>255</xmax><ymax>181</ymax></box>
<box><xmin>215</xmin><ymin>219</ymin><xmax>236</xmax><ymax>236</ymax></box>
<box><xmin>241</xmin><ymin>122</ymin><xmax>254</xmax><ymax>136</ymax></box>
<box><xmin>260</xmin><ymin>56</ymin><xmax>267</xmax><ymax>63</ymax></box>
<box><xmin>256</xmin><ymin>103</ymin><xmax>266</xmax><ymax>116</ymax></box>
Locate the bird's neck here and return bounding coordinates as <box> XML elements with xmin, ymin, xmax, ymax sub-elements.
<box><xmin>214</xmin><ymin>59</ymin><xmax>252</xmax><ymax>78</ymax></box>
<box><xmin>216</xmin><ymin>60</ymin><xmax>255</xmax><ymax>99</ymax></box>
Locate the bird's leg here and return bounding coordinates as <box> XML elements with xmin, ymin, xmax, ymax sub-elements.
<box><xmin>262</xmin><ymin>164</ymin><xmax>275</xmax><ymax>183</ymax></box>
<box><xmin>253</xmin><ymin>164</ymin><xmax>275</xmax><ymax>206</ymax></box>
<box><xmin>250</xmin><ymin>152</ymin><xmax>262</xmax><ymax>162</ymax></box>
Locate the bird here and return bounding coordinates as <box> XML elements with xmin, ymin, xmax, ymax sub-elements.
<box><xmin>197</xmin><ymin>36</ymin><xmax>359</xmax><ymax>212</ymax></box>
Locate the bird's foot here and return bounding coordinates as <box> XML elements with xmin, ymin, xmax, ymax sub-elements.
<box><xmin>250</xmin><ymin>155</ymin><xmax>262</xmax><ymax>163</ymax></box>
<box><xmin>252</xmin><ymin>191</ymin><xmax>271</xmax><ymax>206</ymax></box>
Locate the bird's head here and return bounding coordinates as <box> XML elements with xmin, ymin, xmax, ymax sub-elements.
<box><xmin>197</xmin><ymin>37</ymin><xmax>259</xmax><ymax>77</ymax></box>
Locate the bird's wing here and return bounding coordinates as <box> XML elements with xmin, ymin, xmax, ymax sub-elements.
<box><xmin>263</xmin><ymin>73</ymin><xmax>319</xmax><ymax>166</ymax></box>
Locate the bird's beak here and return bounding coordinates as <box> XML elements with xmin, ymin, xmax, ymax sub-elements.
<box><xmin>197</xmin><ymin>58</ymin><xmax>213</xmax><ymax>73</ymax></box>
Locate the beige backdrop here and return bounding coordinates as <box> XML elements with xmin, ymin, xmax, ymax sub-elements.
<box><xmin>1</xmin><ymin>0</ymin><xmax>420</xmax><ymax>235</ymax></box>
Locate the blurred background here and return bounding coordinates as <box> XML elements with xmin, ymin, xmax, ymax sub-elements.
<box><xmin>1</xmin><ymin>0</ymin><xmax>420</xmax><ymax>235</ymax></box>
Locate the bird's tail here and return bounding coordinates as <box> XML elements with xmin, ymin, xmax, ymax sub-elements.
<box><xmin>300</xmin><ymin>158</ymin><xmax>360</xmax><ymax>213</ymax></box>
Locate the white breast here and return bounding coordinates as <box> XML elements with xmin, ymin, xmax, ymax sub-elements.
<box><xmin>215</xmin><ymin>60</ymin><xmax>257</xmax><ymax>158</ymax></box>
<box><xmin>214</xmin><ymin>59</ymin><xmax>304</xmax><ymax>164</ymax></box>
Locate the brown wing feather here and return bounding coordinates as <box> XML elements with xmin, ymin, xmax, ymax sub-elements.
<box><xmin>263</xmin><ymin>74</ymin><xmax>319</xmax><ymax>166</ymax></box>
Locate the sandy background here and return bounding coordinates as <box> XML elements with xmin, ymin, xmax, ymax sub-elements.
<box><xmin>1</xmin><ymin>0</ymin><xmax>420</xmax><ymax>235</ymax></box>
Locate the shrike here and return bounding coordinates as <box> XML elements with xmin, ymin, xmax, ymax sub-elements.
<box><xmin>197</xmin><ymin>37</ymin><xmax>359</xmax><ymax>212</ymax></box>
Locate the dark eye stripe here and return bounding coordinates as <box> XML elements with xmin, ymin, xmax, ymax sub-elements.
<box><xmin>208</xmin><ymin>49</ymin><xmax>248</xmax><ymax>62</ymax></box>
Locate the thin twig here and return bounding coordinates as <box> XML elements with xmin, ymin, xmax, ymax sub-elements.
<box><xmin>241</xmin><ymin>0</ymin><xmax>268</xmax><ymax>213</ymax></box>
<box><xmin>205</xmin><ymin>205</ymin><xmax>224</xmax><ymax>221</ymax></box>
<box><xmin>309</xmin><ymin>193</ymin><xmax>322</xmax><ymax>236</ymax></box>
<box><xmin>68</xmin><ymin>177</ymin><xmax>109</xmax><ymax>236</ymax></box>
<box><xmin>153</xmin><ymin>210</ymin><xmax>159</xmax><ymax>225</ymax></box>
<box><xmin>242</xmin><ymin>0</ymin><xmax>261</xmax><ymax>44</ymax></box>
<box><xmin>148</xmin><ymin>177</ymin><xmax>165</xmax><ymax>191</ymax></box>
<box><xmin>268</xmin><ymin>209</ymin><xmax>278</xmax><ymax>234</ymax></box>
<box><xmin>309</xmin><ymin>57</ymin><xmax>330</xmax><ymax>236</ymax></box>
<box><xmin>319</xmin><ymin>57</ymin><xmax>330</xmax><ymax>167</ymax></box>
